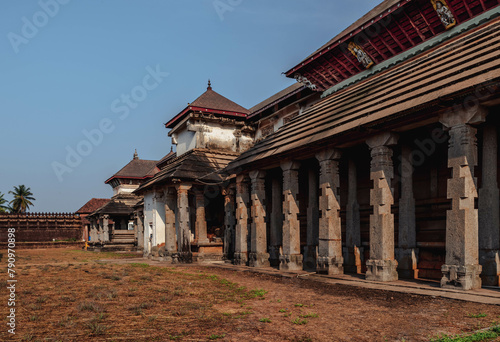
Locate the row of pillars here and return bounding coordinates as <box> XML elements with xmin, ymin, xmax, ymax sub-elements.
<box><xmin>231</xmin><ymin>106</ymin><xmax>499</xmax><ymax>290</ymax></box>
<box><xmin>157</xmin><ymin>184</ymin><xmax>211</xmax><ymax>262</ymax></box>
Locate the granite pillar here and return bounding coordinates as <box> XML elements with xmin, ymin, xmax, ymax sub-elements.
<box><xmin>164</xmin><ymin>188</ymin><xmax>178</xmax><ymax>263</ymax></box>
<box><xmin>249</xmin><ymin>170</ymin><xmax>270</xmax><ymax>267</ymax></box>
<box><xmin>280</xmin><ymin>161</ymin><xmax>303</xmax><ymax>271</ymax></box>
<box><xmin>439</xmin><ymin>106</ymin><xmax>486</xmax><ymax>290</ymax></box>
<box><xmin>344</xmin><ymin>158</ymin><xmax>363</xmax><ymax>274</ymax></box>
<box><xmin>234</xmin><ymin>175</ymin><xmax>250</xmax><ymax>265</ymax></box>
<box><xmin>195</xmin><ymin>191</ymin><xmax>209</xmax><ymax>244</ymax></box>
<box><xmin>316</xmin><ymin>149</ymin><xmax>343</xmax><ymax>275</ymax></box>
<box><xmin>223</xmin><ymin>185</ymin><xmax>236</xmax><ymax>262</ymax></box>
<box><xmin>396</xmin><ymin>145</ymin><xmax>419</xmax><ymax>279</ymax></box>
<box><xmin>270</xmin><ymin>176</ymin><xmax>282</xmax><ymax>267</ymax></box>
<box><xmin>366</xmin><ymin>132</ymin><xmax>399</xmax><ymax>282</ymax></box>
<box><xmin>305</xmin><ymin>167</ymin><xmax>319</xmax><ymax>270</ymax></box>
<box><xmin>479</xmin><ymin>124</ymin><xmax>500</xmax><ymax>286</ymax></box>
<box><xmin>176</xmin><ymin>183</ymin><xmax>192</xmax><ymax>263</ymax></box>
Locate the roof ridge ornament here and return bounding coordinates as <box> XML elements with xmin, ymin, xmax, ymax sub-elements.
<box><xmin>431</xmin><ymin>0</ymin><xmax>456</xmax><ymax>30</ymax></box>
<box><xmin>133</xmin><ymin>149</ymin><xmax>139</xmax><ymax>160</ymax></box>
<box><xmin>207</xmin><ymin>79</ymin><xmax>212</xmax><ymax>90</ymax></box>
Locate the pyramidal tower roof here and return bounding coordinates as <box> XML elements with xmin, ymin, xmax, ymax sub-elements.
<box><xmin>165</xmin><ymin>81</ymin><xmax>249</xmax><ymax>129</ymax></box>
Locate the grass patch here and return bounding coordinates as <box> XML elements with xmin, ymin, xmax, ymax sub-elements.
<box><xmin>292</xmin><ymin>318</ymin><xmax>308</xmax><ymax>325</ymax></box>
<box><xmin>259</xmin><ymin>317</ymin><xmax>272</xmax><ymax>323</ymax></box>
<box><xmin>301</xmin><ymin>313</ymin><xmax>318</xmax><ymax>318</ymax></box>
<box><xmin>431</xmin><ymin>326</ymin><xmax>500</xmax><ymax>342</ymax></box>
<box><xmin>208</xmin><ymin>333</ymin><xmax>226</xmax><ymax>340</ymax></box>
<box><xmin>78</xmin><ymin>301</ymin><xmax>104</xmax><ymax>312</ymax></box>
<box><xmin>467</xmin><ymin>313</ymin><xmax>488</xmax><ymax>318</ymax></box>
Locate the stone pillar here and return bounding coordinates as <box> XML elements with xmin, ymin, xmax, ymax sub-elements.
<box><xmin>269</xmin><ymin>176</ymin><xmax>283</xmax><ymax>267</ymax></box>
<box><xmin>316</xmin><ymin>149</ymin><xmax>344</xmax><ymax>275</ymax></box>
<box><xmin>164</xmin><ymin>188</ymin><xmax>178</xmax><ymax>263</ymax></box>
<box><xmin>195</xmin><ymin>190</ymin><xmax>209</xmax><ymax>244</ymax></box>
<box><xmin>223</xmin><ymin>185</ymin><xmax>236</xmax><ymax>262</ymax></box>
<box><xmin>479</xmin><ymin>124</ymin><xmax>500</xmax><ymax>286</ymax></box>
<box><xmin>366</xmin><ymin>132</ymin><xmax>399</xmax><ymax>282</ymax></box>
<box><xmin>280</xmin><ymin>161</ymin><xmax>303</xmax><ymax>271</ymax></box>
<box><xmin>249</xmin><ymin>170</ymin><xmax>270</xmax><ymax>267</ymax></box>
<box><xmin>234</xmin><ymin>175</ymin><xmax>250</xmax><ymax>265</ymax></box>
<box><xmin>305</xmin><ymin>167</ymin><xmax>319</xmax><ymax>270</ymax></box>
<box><xmin>176</xmin><ymin>183</ymin><xmax>192</xmax><ymax>263</ymax></box>
<box><xmin>439</xmin><ymin>106</ymin><xmax>486</xmax><ymax>290</ymax></box>
<box><xmin>101</xmin><ymin>215</ymin><xmax>110</xmax><ymax>243</ymax></box>
<box><xmin>344</xmin><ymin>158</ymin><xmax>363</xmax><ymax>274</ymax></box>
<box><xmin>135</xmin><ymin>212</ymin><xmax>144</xmax><ymax>249</ymax></box>
<box><xmin>396</xmin><ymin>145</ymin><xmax>419</xmax><ymax>279</ymax></box>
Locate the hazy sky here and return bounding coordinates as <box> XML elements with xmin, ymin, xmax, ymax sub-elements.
<box><xmin>0</xmin><ymin>0</ymin><xmax>381</xmax><ymax>212</ymax></box>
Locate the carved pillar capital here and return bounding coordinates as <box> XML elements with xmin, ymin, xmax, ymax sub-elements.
<box><xmin>315</xmin><ymin>148</ymin><xmax>341</xmax><ymax>163</ymax></box>
<box><xmin>439</xmin><ymin>105</ymin><xmax>488</xmax><ymax>129</ymax></box>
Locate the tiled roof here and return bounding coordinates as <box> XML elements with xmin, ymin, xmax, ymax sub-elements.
<box><xmin>165</xmin><ymin>84</ymin><xmax>250</xmax><ymax>129</ymax></box>
<box><xmin>190</xmin><ymin>87</ymin><xmax>250</xmax><ymax>115</ymax></box>
<box><xmin>76</xmin><ymin>198</ymin><xmax>110</xmax><ymax>214</ymax></box>
<box><xmin>249</xmin><ymin>83</ymin><xmax>305</xmax><ymax>116</ymax></box>
<box><xmin>89</xmin><ymin>194</ymin><xmax>141</xmax><ymax>217</ymax></box>
<box><xmin>156</xmin><ymin>150</ymin><xmax>177</xmax><ymax>169</ymax></box>
<box><xmin>136</xmin><ymin>149</ymin><xmax>239</xmax><ymax>192</ymax></box>
<box><xmin>105</xmin><ymin>158</ymin><xmax>158</xmax><ymax>184</ymax></box>
<box><xmin>229</xmin><ymin>18</ymin><xmax>500</xmax><ymax>170</ymax></box>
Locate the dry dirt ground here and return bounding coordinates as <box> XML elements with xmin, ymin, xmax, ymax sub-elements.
<box><xmin>0</xmin><ymin>248</ymin><xmax>500</xmax><ymax>342</ymax></box>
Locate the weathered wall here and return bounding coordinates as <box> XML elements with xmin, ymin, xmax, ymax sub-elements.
<box><xmin>0</xmin><ymin>213</ymin><xmax>82</xmax><ymax>242</ymax></box>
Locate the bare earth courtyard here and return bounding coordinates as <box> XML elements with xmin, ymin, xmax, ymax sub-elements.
<box><xmin>1</xmin><ymin>249</ymin><xmax>500</xmax><ymax>342</ymax></box>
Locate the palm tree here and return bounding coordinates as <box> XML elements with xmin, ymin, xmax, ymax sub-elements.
<box><xmin>0</xmin><ymin>192</ymin><xmax>10</xmax><ymax>213</ymax></box>
<box><xmin>9</xmin><ymin>185</ymin><xmax>35</xmax><ymax>214</ymax></box>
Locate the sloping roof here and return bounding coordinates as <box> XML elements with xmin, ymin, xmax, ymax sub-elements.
<box><xmin>190</xmin><ymin>87</ymin><xmax>250</xmax><ymax>115</ymax></box>
<box><xmin>76</xmin><ymin>198</ymin><xmax>110</xmax><ymax>214</ymax></box>
<box><xmin>136</xmin><ymin>149</ymin><xmax>240</xmax><ymax>192</ymax></box>
<box><xmin>156</xmin><ymin>150</ymin><xmax>177</xmax><ymax>169</ymax></box>
<box><xmin>89</xmin><ymin>194</ymin><xmax>141</xmax><ymax>217</ymax></box>
<box><xmin>229</xmin><ymin>17</ymin><xmax>500</xmax><ymax>170</ymax></box>
<box><xmin>249</xmin><ymin>83</ymin><xmax>305</xmax><ymax>117</ymax></box>
<box><xmin>297</xmin><ymin>0</ymin><xmax>399</xmax><ymax>66</ymax></box>
<box><xmin>165</xmin><ymin>84</ymin><xmax>250</xmax><ymax>129</ymax></box>
<box><xmin>105</xmin><ymin>158</ymin><xmax>158</xmax><ymax>184</ymax></box>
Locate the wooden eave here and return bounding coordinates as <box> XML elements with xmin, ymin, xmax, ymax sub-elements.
<box><xmin>285</xmin><ymin>0</ymin><xmax>500</xmax><ymax>91</ymax></box>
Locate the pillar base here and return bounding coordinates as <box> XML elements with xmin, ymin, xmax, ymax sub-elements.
<box><xmin>441</xmin><ymin>264</ymin><xmax>482</xmax><ymax>290</ymax></box>
<box><xmin>396</xmin><ymin>248</ymin><xmax>419</xmax><ymax>279</ymax></box>
<box><xmin>177</xmin><ymin>252</ymin><xmax>192</xmax><ymax>264</ymax></box>
<box><xmin>279</xmin><ymin>254</ymin><xmax>303</xmax><ymax>271</ymax></box>
<box><xmin>249</xmin><ymin>252</ymin><xmax>270</xmax><ymax>268</ymax></box>
<box><xmin>316</xmin><ymin>256</ymin><xmax>344</xmax><ymax>275</ymax></box>
<box><xmin>233</xmin><ymin>252</ymin><xmax>248</xmax><ymax>266</ymax></box>
<box><xmin>479</xmin><ymin>249</ymin><xmax>500</xmax><ymax>286</ymax></box>
<box><xmin>269</xmin><ymin>246</ymin><xmax>281</xmax><ymax>267</ymax></box>
<box><xmin>366</xmin><ymin>259</ymin><xmax>398</xmax><ymax>282</ymax></box>
<box><xmin>303</xmin><ymin>245</ymin><xmax>318</xmax><ymax>271</ymax></box>
<box><xmin>343</xmin><ymin>246</ymin><xmax>364</xmax><ymax>274</ymax></box>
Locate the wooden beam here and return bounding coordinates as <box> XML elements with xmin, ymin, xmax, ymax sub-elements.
<box><xmin>385</xmin><ymin>27</ymin><xmax>406</xmax><ymax>51</ymax></box>
<box><xmin>366</xmin><ymin>39</ymin><xmax>389</xmax><ymax>60</ymax></box>
<box><xmin>343</xmin><ymin>53</ymin><xmax>363</xmax><ymax>73</ymax></box>
<box><xmin>376</xmin><ymin>35</ymin><xmax>397</xmax><ymax>56</ymax></box>
<box><xmin>394</xmin><ymin>16</ymin><xmax>416</xmax><ymax>47</ymax></box>
<box><xmin>331</xmin><ymin>55</ymin><xmax>356</xmax><ymax>77</ymax></box>
<box><xmin>304</xmin><ymin>71</ymin><xmax>328</xmax><ymax>91</ymax></box>
<box><xmin>418</xmin><ymin>9</ymin><xmax>437</xmax><ymax>36</ymax></box>
<box><xmin>323</xmin><ymin>56</ymin><xmax>350</xmax><ymax>80</ymax></box>
<box><xmin>462</xmin><ymin>0</ymin><xmax>474</xmax><ymax>17</ymax></box>
<box><xmin>478</xmin><ymin>0</ymin><xmax>486</xmax><ymax>11</ymax></box>
<box><xmin>317</xmin><ymin>59</ymin><xmax>342</xmax><ymax>83</ymax></box>
<box><xmin>401</xmin><ymin>8</ymin><xmax>426</xmax><ymax>42</ymax></box>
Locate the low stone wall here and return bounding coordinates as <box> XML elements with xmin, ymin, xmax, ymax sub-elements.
<box><xmin>0</xmin><ymin>213</ymin><xmax>82</xmax><ymax>243</ymax></box>
<box><xmin>0</xmin><ymin>241</ymin><xmax>85</xmax><ymax>250</ymax></box>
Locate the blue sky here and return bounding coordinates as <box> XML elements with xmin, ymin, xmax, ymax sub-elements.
<box><xmin>0</xmin><ymin>0</ymin><xmax>381</xmax><ymax>212</ymax></box>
